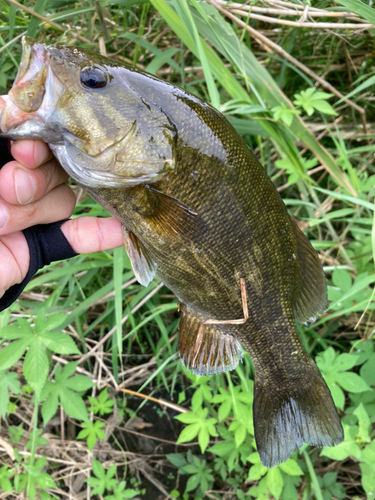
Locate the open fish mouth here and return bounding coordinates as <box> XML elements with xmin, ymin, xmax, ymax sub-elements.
<box><xmin>10</xmin><ymin>38</ymin><xmax>48</xmax><ymax>113</ymax></box>
<box><xmin>0</xmin><ymin>37</ymin><xmax>64</xmax><ymax>143</ymax></box>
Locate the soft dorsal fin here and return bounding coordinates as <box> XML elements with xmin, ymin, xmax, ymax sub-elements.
<box><xmin>178</xmin><ymin>304</ymin><xmax>243</xmax><ymax>376</ymax></box>
<box><xmin>292</xmin><ymin>219</ymin><xmax>327</xmax><ymax>324</ymax></box>
<box><xmin>122</xmin><ymin>226</ymin><xmax>157</xmax><ymax>287</ymax></box>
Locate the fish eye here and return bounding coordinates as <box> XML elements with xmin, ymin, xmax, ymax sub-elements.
<box><xmin>80</xmin><ymin>67</ymin><xmax>107</xmax><ymax>89</ymax></box>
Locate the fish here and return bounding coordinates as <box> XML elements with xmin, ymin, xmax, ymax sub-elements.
<box><xmin>0</xmin><ymin>37</ymin><xmax>343</xmax><ymax>467</ymax></box>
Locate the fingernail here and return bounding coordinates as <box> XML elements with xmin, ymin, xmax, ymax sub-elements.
<box><xmin>0</xmin><ymin>204</ymin><xmax>9</xmax><ymax>229</ymax></box>
<box><xmin>15</xmin><ymin>168</ymin><xmax>36</xmax><ymax>205</ymax></box>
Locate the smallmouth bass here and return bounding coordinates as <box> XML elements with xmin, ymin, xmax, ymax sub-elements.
<box><xmin>0</xmin><ymin>37</ymin><xmax>343</xmax><ymax>467</ymax></box>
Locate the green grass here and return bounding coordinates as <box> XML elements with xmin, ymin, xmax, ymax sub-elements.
<box><xmin>0</xmin><ymin>0</ymin><xmax>374</xmax><ymax>499</ymax></box>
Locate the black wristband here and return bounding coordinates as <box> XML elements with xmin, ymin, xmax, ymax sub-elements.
<box><xmin>0</xmin><ymin>139</ymin><xmax>79</xmax><ymax>310</ymax></box>
<box><xmin>0</xmin><ymin>220</ymin><xmax>78</xmax><ymax>311</ymax></box>
<box><xmin>0</xmin><ymin>138</ymin><xmax>14</xmax><ymax>167</ymax></box>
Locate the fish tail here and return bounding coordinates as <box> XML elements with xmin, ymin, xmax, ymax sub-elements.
<box><xmin>253</xmin><ymin>358</ymin><xmax>343</xmax><ymax>468</ymax></box>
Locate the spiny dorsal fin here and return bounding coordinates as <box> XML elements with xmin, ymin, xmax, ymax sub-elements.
<box><xmin>145</xmin><ymin>185</ymin><xmax>206</xmax><ymax>242</ymax></box>
<box><xmin>178</xmin><ymin>304</ymin><xmax>243</xmax><ymax>376</ymax></box>
<box><xmin>292</xmin><ymin>219</ymin><xmax>327</xmax><ymax>324</ymax></box>
<box><xmin>122</xmin><ymin>225</ymin><xmax>157</xmax><ymax>287</ymax></box>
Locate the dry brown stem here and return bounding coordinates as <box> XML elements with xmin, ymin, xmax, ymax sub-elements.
<box><xmin>119</xmin><ymin>388</ymin><xmax>188</xmax><ymax>413</ymax></box>
<box><xmin>229</xmin><ymin>8</ymin><xmax>373</xmax><ymax>29</ymax></box>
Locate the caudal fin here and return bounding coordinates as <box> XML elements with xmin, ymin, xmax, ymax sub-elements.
<box><xmin>253</xmin><ymin>359</ymin><xmax>343</xmax><ymax>468</ymax></box>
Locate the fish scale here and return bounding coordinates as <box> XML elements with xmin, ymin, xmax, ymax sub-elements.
<box><xmin>0</xmin><ymin>37</ymin><xmax>343</xmax><ymax>468</ymax></box>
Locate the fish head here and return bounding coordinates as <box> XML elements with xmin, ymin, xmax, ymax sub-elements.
<box><xmin>1</xmin><ymin>37</ymin><xmax>176</xmax><ymax>188</ymax></box>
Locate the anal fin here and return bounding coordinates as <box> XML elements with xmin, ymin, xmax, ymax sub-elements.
<box><xmin>122</xmin><ymin>226</ymin><xmax>157</xmax><ymax>287</ymax></box>
<box><xmin>292</xmin><ymin>219</ymin><xmax>327</xmax><ymax>324</ymax></box>
<box><xmin>178</xmin><ymin>304</ymin><xmax>243</xmax><ymax>376</ymax></box>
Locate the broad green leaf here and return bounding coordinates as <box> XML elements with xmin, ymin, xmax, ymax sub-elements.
<box><xmin>35</xmin><ymin>473</ymin><xmax>57</xmax><ymax>489</ymax></box>
<box><xmin>60</xmin><ymin>388</ymin><xmax>89</xmax><ymax>422</ymax></box>
<box><xmin>185</xmin><ymin>473</ymin><xmax>200</xmax><ymax>493</ymax></box>
<box><xmin>323</xmin><ymin>472</ymin><xmax>337</xmax><ymax>488</ymax></box>
<box><xmin>282</xmin><ymin>475</ymin><xmax>300</xmax><ymax>500</ymax></box>
<box><xmin>294</xmin><ymin>88</ymin><xmax>337</xmax><ymax>116</ymax></box>
<box><xmin>0</xmin><ymin>477</ymin><xmax>12</xmax><ymax>493</ymax></box>
<box><xmin>218</xmin><ymin>399</ymin><xmax>232</xmax><ymax>421</ymax></box>
<box><xmin>316</xmin><ymin>347</ymin><xmax>336</xmax><ymax>370</ymax></box>
<box><xmin>92</xmin><ymin>458</ymin><xmax>105</xmax><ymax>479</ymax></box>
<box><xmin>208</xmin><ymin>441</ymin><xmax>235</xmax><ymax>457</ymax></box>
<box><xmin>334</xmin><ymin>371</ymin><xmax>371</xmax><ymax>393</ymax></box>
<box><xmin>248</xmin><ymin>462</ymin><xmax>267</xmax><ymax>481</ymax></box>
<box><xmin>63</xmin><ymin>374</ymin><xmax>94</xmax><ymax>392</ymax></box>
<box><xmin>0</xmin><ymin>371</ymin><xmax>21</xmax><ymax>418</ymax></box>
<box><xmin>167</xmin><ymin>453</ymin><xmax>187</xmax><ymax>468</ymax></box>
<box><xmin>329</xmin><ymin>383</ymin><xmax>345</xmax><ymax>410</ymax></box>
<box><xmin>266</xmin><ymin>467</ymin><xmax>283</xmax><ymax>500</ymax></box>
<box><xmin>23</xmin><ymin>338</ymin><xmax>49</xmax><ymax>395</ymax></box>
<box><xmin>120</xmin><ymin>487</ymin><xmax>139</xmax><ymax>498</ymax></box>
<box><xmin>198</xmin><ymin>427</ymin><xmax>210</xmax><ymax>452</ymax></box>
<box><xmin>309</xmin><ymin>100</ymin><xmax>337</xmax><ymax>115</ymax></box>
<box><xmin>353</xmin><ymin>403</ymin><xmax>371</xmax><ymax>443</ymax></box>
<box><xmin>41</xmin><ymin>393</ymin><xmax>59</xmax><ymax>426</ymax></box>
<box><xmin>55</xmin><ymin>362</ymin><xmax>77</xmax><ymax>380</ymax></box>
<box><xmin>35</xmin><ymin>310</ymin><xmax>66</xmax><ymax>333</ymax></box>
<box><xmin>234</xmin><ymin>423</ymin><xmax>247</xmax><ymax>448</ymax></box>
<box><xmin>77</xmin><ymin>421</ymin><xmax>105</xmax><ymax>450</ymax></box>
<box><xmin>1</xmin><ymin>323</ymin><xmax>33</xmax><ymax>339</ymax></box>
<box><xmin>362</xmin><ymin>441</ymin><xmax>375</xmax><ymax>466</ymax></box>
<box><xmin>272</xmin><ymin>105</ymin><xmax>300</xmax><ymax>126</ymax></box>
<box><xmin>332</xmin><ymin>270</ymin><xmax>352</xmax><ymax>294</ymax></box>
<box><xmin>176</xmin><ymin>423</ymin><xmax>200</xmax><ymax>443</ymax></box>
<box><xmin>360</xmin><ymin>463</ymin><xmax>375</xmax><ymax>500</ymax></box>
<box><xmin>321</xmin><ymin>438</ymin><xmax>361</xmax><ymax>461</ymax></box>
<box><xmin>279</xmin><ymin>458</ymin><xmax>303</xmax><ymax>476</ymax></box>
<box><xmin>39</xmin><ymin>332</ymin><xmax>80</xmax><ymax>355</ymax></box>
<box><xmin>332</xmin><ymin>353</ymin><xmax>358</xmax><ymax>372</ymax></box>
<box><xmin>360</xmin><ymin>356</ymin><xmax>375</xmax><ymax>385</ymax></box>
<box><xmin>176</xmin><ymin>411</ymin><xmax>200</xmax><ymax>424</ymax></box>
<box><xmin>0</xmin><ymin>338</ymin><xmax>30</xmax><ymax>370</ymax></box>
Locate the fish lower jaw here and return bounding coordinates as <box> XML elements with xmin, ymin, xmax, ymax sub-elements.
<box><xmin>0</xmin><ymin>117</ymin><xmax>60</xmax><ymax>143</ymax></box>
<box><xmin>50</xmin><ymin>143</ymin><xmax>163</xmax><ymax>189</ymax></box>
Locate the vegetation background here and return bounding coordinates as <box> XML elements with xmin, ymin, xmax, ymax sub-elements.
<box><xmin>0</xmin><ymin>0</ymin><xmax>374</xmax><ymax>498</ymax></box>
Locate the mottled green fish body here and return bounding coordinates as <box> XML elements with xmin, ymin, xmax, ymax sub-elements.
<box><xmin>0</xmin><ymin>37</ymin><xmax>343</xmax><ymax>467</ymax></box>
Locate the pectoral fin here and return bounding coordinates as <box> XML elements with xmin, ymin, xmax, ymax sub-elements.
<box><xmin>292</xmin><ymin>219</ymin><xmax>327</xmax><ymax>323</ymax></box>
<box><xmin>146</xmin><ymin>186</ymin><xmax>206</xmax><ymax>242</ymax></box>
<box><xmin>122</xmin><ymin>226</ymin><xmax>157</xmax><ymax>287</ymax></box>
<box><xmin>178</xmin><ymin>304</ymin><xmax>243</xmax><ymax>376</ymax></box>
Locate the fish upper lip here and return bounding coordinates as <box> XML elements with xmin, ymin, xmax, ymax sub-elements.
<box><xmin>9</xmin><ymin>39</ymin><xmax>48</xmax><ymax>113</ymax></box>
<box><xmin>0</xmin><ymin>39</ymin><xmax>65</xmax><ymax>138</ymax></box>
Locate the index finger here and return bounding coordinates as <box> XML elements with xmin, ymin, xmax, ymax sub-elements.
<box><xmin>11</xmin><ymin>140</ymin><xmax>53</xmax><ymax>170</ymax></box>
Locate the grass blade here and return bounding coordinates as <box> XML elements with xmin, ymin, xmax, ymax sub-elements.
<box><xmin>113</xmin><ymin>247</ymin><xmax>124</xmax><ymax>380</ymax></box>
<box><xmin>26</xmin><ymin>0</ymin><xmax>48</xmax><ymax>37</ymax></box>
<box><xmin>333</xmin><ymin>0</ymin><xmax>375</xmax><ymax>25</ymax></box>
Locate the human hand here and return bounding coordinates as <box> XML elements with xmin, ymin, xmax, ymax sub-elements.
<box><xmin>0</xmin><ymin>96</ymin><xmax>123</xmax><ymax>301</ymax></box>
